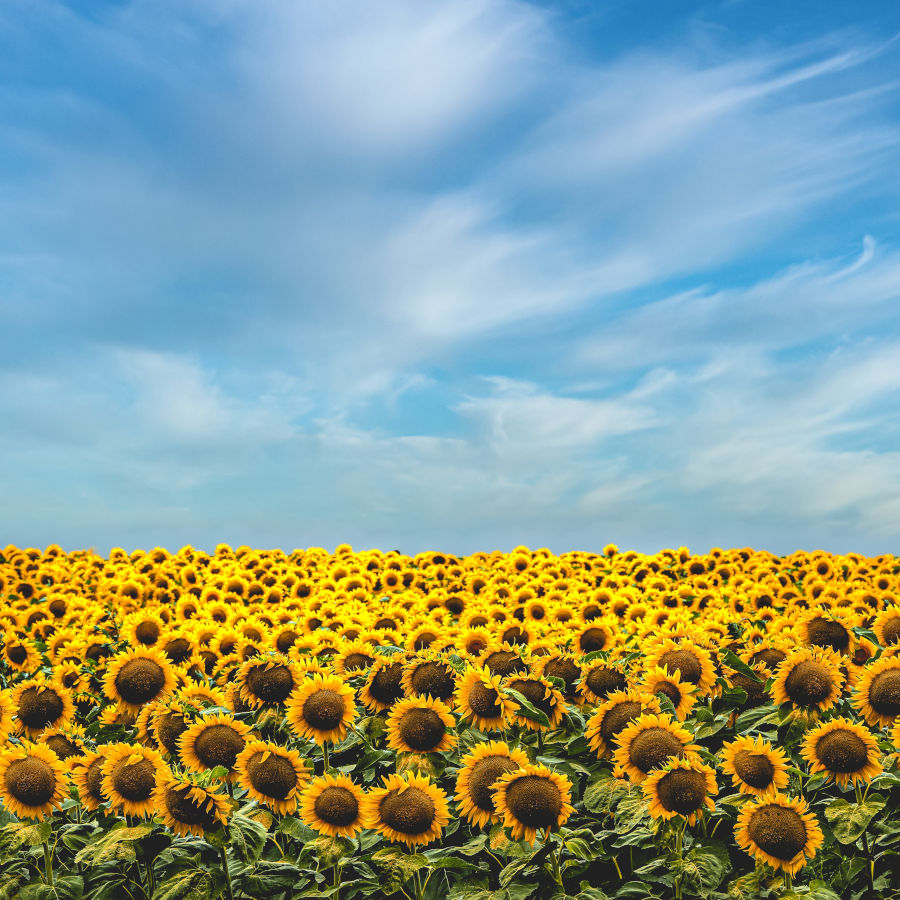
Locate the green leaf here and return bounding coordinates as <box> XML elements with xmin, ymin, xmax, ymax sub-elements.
<box><xmin>679</xmin><ymin>839</ymin><xmax>730</xmax><ymax>897</ymax></box>
<box><xmin>505</xmin><ymin>689</ymin><xmax>551</xmax><ymax>728</ymax></box>
<box><xmin>153</xmin><ymin>869</ymin><xmax>221</xmax><ymax>900</ymax></box>
<box><xmin>370</xmin><ymin>846</ymin><xmax>429</xmax><ymax>891</ymax></box>
<box><xmin>825</xmin><ymin>797</ymin><xmax>886</xmax><ymax>844</ymax></box>
<box><xmin>228</xmin><ymin>813</ymin><xmax>269</xmax><ymax>864</ymax></box>
<box><xmin>74</xmin><ymin>823</ymin><xmax>152</xmax><ymax>866</ymax></box>
<box><xmin>18</xmin><ymin>877</ymin><xmax>84</xmax><ymax>900</ymax></box>
<box><xmin>720</xmin><ymin>649</ymin><xmax>762</xmax><ymax>682</ymax></box>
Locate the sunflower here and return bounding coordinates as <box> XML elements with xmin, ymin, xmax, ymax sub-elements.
<box><xmin>770</xmin><ymin>647</ymin><xmax>844</xmax><ymax>714</ymax></box>
<box><xmin>333</xmin><ymin>640</ymin><xmax>377</xmax><ymax>677</ymax></box>
<box><xmin>42</xmin><ymin>724</ymin><xmax>86</xmax><ymax>763</ymax></box>
<box><xmin>852</xmin><ymin>654</ymin><xmax>900</xmax><ymax>728</ymax></box>
<box><xmin>492</xmin><ymin>764</ymin><xmax>574</xmax><ymax>844</ymax></box>
<box><xmin>2</xmin><ymin>635</ymin><xmax>41</xmax><ymax>672</ymax></box>
<box><xmin>801</xmin><ymin>718</ymin><xmax>882</xmax><ymax>787</ymax></box>
<box><xmin>643</xmin><ymin>756</ymin><xmax>717</xmax><ymax>824</ymax></box>
<box><xmin>154</xmin><ymin>769</ymin><xmax>231</xmax><ymax>837</ymax></box>
<box><xmin>455</xmin><ymin>741</ymin><xmax>529</xmax><ymax>828</ymax></box>
<box><xmin>70</xmin><ymin>747</ymin><xmax>111</xmax><ymax>811</ymax></box>
<box><xmin>798</xmin><ymin>611</ymin><xmax>855</xmax><ymax>655</ymax></box>
<box><xmin>585</xmin><ymin>690</ymin><xmax>661</xmax><ymax>758</ymax></box>
<box><xmin>386</xmin><ymin>696</ymin><xmax>457</xmax><ymax>754</ymax></box>
<box><xmin>0</xmin><ymin>741</ymin><xmax>66</xmax><ymax>820</ymax></box>
<box><xmin>363</xmin><ymin>772</ymin><xmax>450</xmax><ymax>847</ymax></box>
<box><xmin>574</xmin><ymin>621</ymin><xmax>614</xmax><ymax>654</ymax></box>
<box><xmin>640</xmin><ymin>665</ymin><xmax>697</xmax><ymax>720</ymax></box>
<box><xmin>179</xmin><ymin>712</ymin><xmax>252</xmax><ymax>780</ymax></box>
<box><xmin>578</xmin><ymin>659</ymin><xmax>628</xmax><ymax>705</ymax></box>
<box><xmin>874</xmin><ymin>605</ymin><xmax>900</xmax><ymax>647</ymax></box>
<box><xmin>237</xmin><ymin>654</ymin><xmax>301</xmax><ymax>709</ymax></box>
<box><xmin>102</xmin><ymin>647</ymin><xmax>177</xmax><ymax>714</ymax></box>
<box><xmin>481</xmin><ymin>644</ymin><xmax>529</xmax><ymax>678</ymax></box>
<box><xmin>735</xmin><ymin>794</ymin><xmax>824</xmax><ymax>875</ymax></box>
<box><xmin>300</xmin><ymin>773</ymin><xmax>366</xmax><ymax>838</ymax></box>
<box><xmin>101</xmin><ymin>743</ymin><xmax>166</xmax><ymax>817</ymax></box>
<box><xmin>359</xmin><ymin>657</ymin><xmax>406</xmax><ymax>713</ymax></box>
<box><xmin>0</xmin><ymin>689</ymin><xmax>14</xmax><ymax>743</ymax></box>
<box><xmin>504</xmin><ymin>675</ymin><xmax>565</xmax><ymax>731</ymax></box>
<box><xmin>721</xmin><ymin>736</ymin><xmax>789</xmax><ymax>797</ymax></box>
<box><xmin>150</xmin><ymin>700</ymin><xmax>195</xmax><ymax>759</ymax></box>
<box><xmin>236</xmin><ymin>740</ymin><xmax>310</xmax><ymax>814</ymax></box>
<box><xmin>613</xmin><ymin>713</ymin><xmax>698</xmax><ymax>783</ymax></box>
<box><xmin>123</xmin><ymin>611</ymin><xmax>166</xmax><ymax>647</ymax></box>
<box><xmin>455</xmin><ymin>666</ymin><xmax>515</xmax><ymax>732</ymax></box>
<box><xmin>535</xmin><ymin>653</ymin><xmax>582</xmax><ymax>702</ymax></box>
<box><xmin>402</xmin><ymin>655</ymin><xmax>458</xmax><ymax>702</ymax></box>
<box><xmin>286</xmin><ymin>673</ymin><xmax>357</xmax><ymax>745</ymax></box>
<box><xmin>11</xmin><ymin>677</ymin><xmax>74</xmax><ymax>738</ymax></box>
<box><xmin>644</xmin><ymin>639</ymin><xmax>717</xmax><ymax>697</ymax></box>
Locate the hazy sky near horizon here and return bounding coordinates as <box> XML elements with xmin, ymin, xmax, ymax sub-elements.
<box><xmin>2</xmin><ymin>0</ymin><xmax>900</xmax><ymax>557</ymax></box>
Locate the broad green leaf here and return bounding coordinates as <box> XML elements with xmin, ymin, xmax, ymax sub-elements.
<box><xmin>825</xmin><ymin>797</ymin><xmax>886</xmax><ymax>844</ymax></box>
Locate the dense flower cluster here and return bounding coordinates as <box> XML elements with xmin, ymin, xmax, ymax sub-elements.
<box><xmin>1</xmin><ymin>542</ymin><xmax>899</xmax><ymax>898</ymax></box>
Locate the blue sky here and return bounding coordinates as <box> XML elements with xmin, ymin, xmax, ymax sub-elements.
<box><xmin>2</xmin><ymin>0</ymin><xmax>900</xmax><ymax>556</ymax></box>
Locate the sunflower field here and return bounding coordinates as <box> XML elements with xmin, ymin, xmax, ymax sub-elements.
<box><xmin>1</xmin><ymin>544</ymin><xmax>900</xmax><ymax>900</ymax></box>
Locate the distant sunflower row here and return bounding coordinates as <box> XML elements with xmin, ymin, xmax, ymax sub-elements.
<box><xmin>1</xmin><ymin>543</ymin><xmax>900</xmax><ymax>897</ymax></box>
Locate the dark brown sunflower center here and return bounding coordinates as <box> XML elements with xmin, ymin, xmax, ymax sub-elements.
<box><xmin>805</xmin><ymin>618</ymin><xmax>850</xmax><ymax>652</ymax></box>
<box><xmin>656</xmin><ymin>769</ymin><xmax>707</xmax><ymax>815</ymax></box>
<box><xmin>583</xmin><ymin>604</ymin><xmax>602</xmax><ymax>621</ymax></box>
<box><xmin>412</xmin><ymin>632</ymin><xmax>436</xmax><ymax>650</ymax></box>
<box><xmin>380</xmin><ymin>786</ymin><xmax>435</xmax><ymax>835</ymax></box>
<box><xmin>164</xmin><ymin>786</ymin><xmax>217</xmax><ymax>828</ymax></box>
<box><xmin>164</xmin><ymin>638</ymin><xmax>192</xmax><ymax>664</ymax></box>
<box><xmin>467</xmin><ymin>755</ymin><xmax>518</xmax><ymax>812</ymax></box>
<box><xmin>657</xmin><ymin>650</ymin><xmax>702</xmax><ymax>685</ymax></box>
<box><xmin>302</xmin><ymin>690</ymin><xmax>346</xmax><ymax>731</ymax></box>
<box><xmin>733</xmin><ymin>750</ymin><xmax>775</xmax><ymax>789</ymax></box>
<box><xmin>655</xmin><ymin>682</ymin><xmax>682</xmax><ymax>707</ymax></box>
<box><xmin>45</xmin><ymin>735</ymin><xmax>80</xmax><ymax>761</ymax></box>
<box><xmin>276</xmin><ymin>630</ymin><xmax>299</xmax><ymax>652</ymax></box>
<box><xmin>86</xmin><ymin>757</ymin><xmax>105</xmax><ymax>801</ymax></box>
<box><xmin>578</xmin><ymin>628</ymin><xmax>608</xmax><ymax>653</ymax></box>
<box><xmin>783</xmin><ymin>661</ymin><xmax>833</xmax><ymax>707</ymax></box>
<box><xmin>5</xmin><ymin>757</ymin><xmax>55</xmax><ymax>807</ymax></box>
<box><xmin>483</xmin><ymin>651</ymin><xmax>527</xmax><ymax>677</ymax></box>
<box><xmin>398</xmin><ymin>708</ymin><xmax>446</xmax><ymax>752</ymax></box>
<box><xmin>193</xmin><ymin>725</ymin><xmax>246</xmax><ymax>769</ymax></box>
<box><xmin>504</xmin><ymin>775</ymin><xmax>563</xmax><ymax>829</ymax></box>
<box><xmin>7</xmin><ymin>644</ymin><xmax>27</xmax><ymax>665</ymax></box>
<box><xmin>314</xmin><ymin>786</ymin><xmax>359</xmax><ymax>826</ymax></box>
<box><xmin>600</xmin><ymin>701</ymin><xmax>643</xmax><ymax>744</ymax></box>
<box><xmin>747</xmin><ymin>805</ymin><xmax>808</xmax><ymax>862</ymax></box>
<box><xmin>508</xmin><ymin>679</ymin><xmax>555</xmax><ymax>717</ymax></box>
<box><xmin>111</xmin><ymin>758</ymin><xmax>156</xmax><ymax>801</ymax></box>
<box><xmin>17</xmin><ymin>687</ymin><xmax>64</xmax><ymax>729</ymax></box>
<box><xmin>246</xmin><ymin>751</ymin><xmax>297</xmax><ymax>799</ymax></box>
<box><xmin>156</xmin><ymin>713</ymin><xmax>188</xmax><ymax>755</ymax></box>
<box><xmin>374</xmin><ymin>618</ymin><xmax>397</xmax><ymax>631</ymax></box>
<box><xmin>466</xmin><ymin>637</ymin><xmax>488</xmax><ymax>655</ymax></box>
<box><xmin>752</xmin><ymin>648</ymin><xmax>787</xmax><ymax>669</ymax></box>
<box><xmin>246</xmin><ymin>665</ymin><xmax>295</xmax><ymax>703</ymax></box>
<box><xmin>369</xmin><ymin>663</ymin><xmax>404</xmax><ymax>705</ymax></box>
<box><xmin>115</xmin><ymin>658</ymin><xmax>167</xmax><ymax>705</ymax></box>
<box><xmin>730</xmin><ymin>673</ymin><xmax>767</xmax><ymax>707</ymax></box>
<box><xmin>882</xmin><ymin>618</ymin><xmax>900</xmax><ymax>646</ymax></box>
<box><xmin>135</xmin><ymin>621</ymin><xmax>161</xmax><ymax>644</ymax></box>
<box><xmin>343</xmin><ymin>653</ymin><xmax>374</xmax><ymax>672</ymax></box>
<box><xmin>467</xmin><ymin>681</ymin><xmax>503</xmax><ymax>719</ymax></box>
<box><xmin>815</xmin><ymin>730</ymin><xmax>869</xmax><ymax>774</ymax></box>
<box><xmin>586</xmin><ymin>666</ymin><xmax>627</xmax><ymax>699</ymax></box>
<box><xmin>410</xmin><ymin>662</ymin><xmax>456</xmax><ymax>701</ymax></box>
<box><xmin>868</xmin><ymin>669</ymin><xmax>900</xmax><ymax>716</ymax></box>
<box><xmin>628</xmin><ymin>727</ymin><xmax>685</xmax><ymax>773</ymax></box>
<box><xmin>542</xmin><ymin>659</ymin><xmax>581</xmax><ymax>697</ymax></box>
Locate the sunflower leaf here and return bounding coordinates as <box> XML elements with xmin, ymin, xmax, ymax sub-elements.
<box><xmin>505</xmin><ymin>689</ymin><xmax>551</xmax><ymax>727</ymax></box>
<box><xmin>825</xmin><ymin>797</ymin><xmax>887</xmax><ymax>844</ymax></box>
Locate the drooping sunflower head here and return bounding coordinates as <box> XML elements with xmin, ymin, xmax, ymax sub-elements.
<box><xmin>237</xmin><ymin>654</ymin><xmax>301</xmax><ymax>709</ymax></box>
<box><xmin>299</xmin><ymin>773</ymin><xmax>366</xmax><ymax>838</ymax></box>
<box><xmin>236</xmin><ymin>739</ymin><xmax>310</xmax><ymax>815</ymax></box>
<box><xmin>101</xmin><ymin>743</ymin><xmax>166</xmax><ymax>817</ymax></box>
<box><xmin>612</xmin><ymin>712</ymin><xmax>697</xmax><ymax>783</ymax></box>
<box><xmin>363</xmin><ymin>771</ymin><xmax>450</xmax><ymax>848</ymax></box>
<box><xmin>0</xmin><ymin>741</ymin><xmax>66</xmax><ymax>820</ymax></box>
<box><xmin>735</xmin><ymin>794</ymin><xmax>824</xmax><ymax>876</ymax></box>
<box><xmin>455</xmin><ymin>740</ymin><xmax>529</xmax><ymax>828</ymax></box>
<box><xmin>360</xmin><ymin>657</ymin><xmax>406</xmax><ymax>713</ymax></box>
<box><xmin>492</xmin><ymin>763</ymin><xmax>574</xmax><ymax>844</ymax></box>
<box><xmin>852</xmin><ymin>654</ymin><xmax>900</xmax><ymax>727</ymax></box>
<box><xmin>645</xmin><ymin>638</ymin><xmax>717</xmax><ymax>697</ymax></box>
<box><xmin>285</xmin><ymin>673</ymin><xmax>357</xmax><ymax>746</ymax></box>
<box><xmin>11</xmin><ymin>677</ymin><xmax>74</xmax><ymax>738</ymax></box>
<box><xmin>503</xmin><ymin>674</ymin><xmax>565</xmax><ymax>731</ymax></box>
<box><xmin>401</xmin><ymin>655</ymin><xmax>458</xmax><ymax>702</ymax></box>
<box><xmin>643</xmin><ymin>756</ymin><xmax>718</xmax><ymax>824</ymax></box>
<box><xmin>771</xmin><ymin>647</ymin><xmax>844</xmax><ymax>713</ymax></box>
<box><xmin>386</xmin><ymin>695</ymin><xmax>457</xmax><ymax>755</ymax></box>
<box><xmin>798</xmin><ymin>611</ymin><xmax>855</xmax><ymax>655</ymax></box>
<box><xmin>585</xmin><ymin>690</ymin><xmax>661</xmax><ymax>758</ymax></box>
<box><xmin>801</xmin><ymin>717</ymin><xmax>882</xmax><ymax>787</ymax></box>
<box><xmin>333</xmin><ymin>640</ymin><xmax>377</xmax><ymax>677</ymax></box>
<box><xmin>481</xmin><ymin>643</ymin><xmax>530</xmax><ymax>678</ymax></box>
<box><xmin>154</xmin><ymin>769</ymin><xmax>231</xmax><ymax>838</ymax></box>
<box><xmin>179</xmin><ymin>712</ymin><xmax>252</xmax><ymax>780</ymax></box>
<box><xmin>578</xmin><ymin>658</ymin><xmax>628</xmax><ymax>705</ymax></box>
<box><xmin>640</xmin><ymin>665</ymin><xmax>697</xmax><ymax>720</ymax></box>
<box><xmin>42</xmin><ymin>724</ymin><xmax>86</xmax><ymax>764</ymax></box>
<box><xmin>102</xmin><ymin>648</ymin><xmax>177</xmax><ymax>714</ymax></box>
<box><xmin>70</xmin><ymin>747</ymin><xmax>111</xmax><ymax>811</ymax></box>
<box><xmin>455</xmin><ymin>666</ymin><xmax>514</xmax><ymax>732</ymax></box>
<box><xmin>535</xmin><ymin>653</ymin><xmax>582</xmax><ymax>702</ymax></box>
<box><xmin>721</xmin><ymin>735</ymin><xmax>789</xmax><ymax>797</ymax></box>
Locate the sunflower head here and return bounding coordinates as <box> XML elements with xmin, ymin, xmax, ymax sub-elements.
<box><xmin>579</xmin><ymin>659</ymin><xmax>628</xmax><ymax>705</ymax></box>
<box><xmin>492</xmin><ymin>763</ymin><xmax>574</xmax><ymax>844</ymax></box>
<box><xmin>237</xmin><ymin>654</ymin><xmax>300</xmax><ymax>709</ymax></box>
<box><xmin>643</xmin><ymin>756</ymin><xmax>718</xmax><ymax>824</ymax></box>
<box><xmin>585</xmin><ymin>690</ymin><xmax>661</xmax><ymax>758</ymax></box>
<box><xmin>640</xmin><ymin>665</ymin><xmax>697</xmax><ymax>720</ymax></box>
<box><xmin>612</xmin><ymin>712</ymin><xmax>697</xmax><ymax>782</ymax></box>
<box><xmin>402</xmin><ymin>655</ymin><xmax>458</xmax><ymax>702</ymax></box>
<box><xmin>735</xmin><ymin>794</ymin><xmax>824</xmax><ymax>875</ymax></box>
<box><xmin>286</xmin><ymin>673</ymin><xmax>357</xmax><ymax>746</ymax></box>
<box><xmin>300</xmin><ymin>773</ymin><xmax>366</xmax><ymax>838</ymax></box>
<box><xmin>154</xmin><ymin>769</ymin><xmax>231</xmax><ymax>837</ymax></box>
<box><xmin>102</xmin><ymin>648</ymin><xmax>177</xmax><ymax>714</ymax></box>
<box><xmin>101</xmin><ymin>743</ymin><xmax>165</xmax><ymax>817</ymax></box>
<box><xmin>12</xmin><ymin>678</ymin><xmax>74</xmax><ymax>738</ymax></box>
<box><xmin>179</xmin><ymin>712</ymin><xmax>252</xmax><ymax>780</ymax></box>
<box><xmin>455</xmin><ymin>740</ymin><xmax>529</xmax><ymax>828</ymax></box>
<box><xmin>0</xmin><ymin>741</ymin><xmax>66</xmax><ymax>820</ymax></box>
<box><xmin>386</xmin><ymin>695</ymin><xmax>457</xmax><ymax>754</ymax></box>
<box><xmin>852</xmin><ymin>655</ymin><xmax>900</xmax><ymax>727</ymax></box>
<box><xmin>360</xmin><ymin>657</ymin><xmax>406</xmax><ymax>713</ymax></box>
<box><xmin>455</xmin><ymin>666</ymin><xmax>514</xmax><ymax>732</ymax></box>
<box><xmin>802</xmin><ymin>717</ymin><xmax>882</xmax><ymax>787</ymax></box>
<box><xmin>504</xmin><ymin>674</ymin><xmax>565</xmax><ymax>731</ymax></box>
<box><xmin>363</xmin><ymin>772</ymin><xmax>449</xmax><ymax>847</ymax></box>
<box><xmin>721</xmin><ymin>736</ymin><xmax>788</xmax><ymax>797</ymax></box>
<box><xmin>771</xmin><ymin>646</ymin><xmax>844</xmax><ymax>714</ymax></box>
<box><xmin>236</xmin><ymin>740</ymin><xmax>310</xmax><ymax>814</ymax></box>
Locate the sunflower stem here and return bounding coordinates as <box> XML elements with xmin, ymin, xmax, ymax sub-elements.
<box><xmin>323</xmin><ymin>742</ymin><xmax>331</xmax><ymax>774</ymax></box>
<box><xmin>42</xmin><ymin>839</ymin><xmax>54</xmax><ymax>886</ymax></box>
<box><xmin>674</xmin><ymin>820</ymin><xmax>685</xmax><ymax>900</ymax></box>
<box><xmin>219</xmin><ymin>846</ymin><xmax>235</xmax><ymax>900</ymax></box>
<box><xmin>333</xmin><ymin>862</ymin><xmax>340</xmax><ymax>900</ymax></box>
<box><xmin>856</xmin><ymin>784</ymin><xmax>875</xmax><ymax>896</ymax></box>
